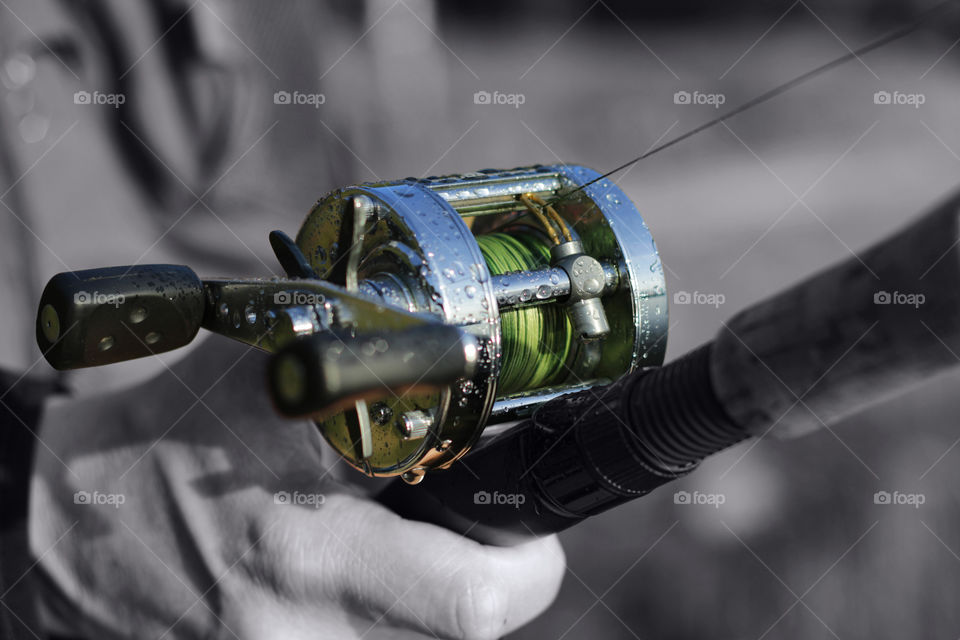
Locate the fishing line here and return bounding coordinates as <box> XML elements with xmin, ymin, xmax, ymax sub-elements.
<box><xmin>477</xmin><ymin>231</ymin><xmax>574</xmax><ymax>394</ymax></box>
<box><xmin>552</xmin><ymin>0</ymin><xmax>959</xmax><ymax>205</ymax></box>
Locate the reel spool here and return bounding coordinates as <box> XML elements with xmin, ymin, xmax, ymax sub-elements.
<box><xmin>293</xmin><ymin>164</ymin><xmax>668</xmax><ymax>482</ymax></box>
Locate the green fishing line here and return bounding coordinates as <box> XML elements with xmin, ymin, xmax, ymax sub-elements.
<box><xmin>477</xmin><ymin>231</ymin><xmax>573</xmax><ymax>395</ymax></box>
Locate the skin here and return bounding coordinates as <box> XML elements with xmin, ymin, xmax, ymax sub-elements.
<box><xmin>29</xmin><ymin>337</ymin><xmax>565</xmax><ymax>639</ymax></box>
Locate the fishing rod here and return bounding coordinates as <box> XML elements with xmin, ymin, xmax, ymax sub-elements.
<box><xmin>34</xmin><ymin>2</ymin><xmax>960</xmax><ymax>547</ymax></box>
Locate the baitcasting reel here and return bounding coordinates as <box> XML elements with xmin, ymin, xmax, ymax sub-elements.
<box><xmin>36</xmin><ymin>165</ymin><xmax>667</xmax><ymax>483</ymax></box>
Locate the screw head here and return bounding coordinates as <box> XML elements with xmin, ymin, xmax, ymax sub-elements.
<box><xmin>40</xmin><ymin>304</ymin><xmax>60</xmax><ymax>343</ymax></box>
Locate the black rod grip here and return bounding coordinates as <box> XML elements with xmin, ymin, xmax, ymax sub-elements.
<box><xmin>378</xmin><ymin>344</ymin><xmax>746</xmax><ymax>545</ymax></box>
<box><xmin>713</xmin><ymin>190</ymin><xmax>960</xmax><ymax>438</ymax></box>
<box><xmin>36</xmin><ymin>265</ymin><xmax>205</xmax><ymax>370</ymax></box>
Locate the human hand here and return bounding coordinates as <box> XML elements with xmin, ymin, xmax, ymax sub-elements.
<box><xmin>29</xmin><ymin>337</ymin><xmax>565</xmax><ymax>639</ymax></box>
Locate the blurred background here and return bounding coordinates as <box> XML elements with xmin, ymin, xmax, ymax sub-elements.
<box><xmin>3</xmin><ymin>0</ymin><xmax>960</xmax><ymax>637</ymax></box>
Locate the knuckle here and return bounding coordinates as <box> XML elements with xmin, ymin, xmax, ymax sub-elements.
<box><xmin>324</xmin><ymin>499</ymin><xmax>394</xmax><ymax>603</ymax></box>
<box><xmin>448</xmin><ymin>567</ymin><xmax>509</xmax><ymax>640</ymax></box>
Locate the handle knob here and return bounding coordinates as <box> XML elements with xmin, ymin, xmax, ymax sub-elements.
<box><xmin>268</xmin><ymin>325</ymin><xmax>478</xmax><ymax>417</ymax></box>
<box><xmin>36</xmin><ymin>265</ymin><xmax>205</xmax><ymax>370</ymax></box>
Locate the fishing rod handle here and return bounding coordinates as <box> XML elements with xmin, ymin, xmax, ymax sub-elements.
<box><xmin>377</xmin><ymin>343</ymin><xmax>741</xmax><ymax>545</ymax></box>
<box><xmin>380</xmin><ymin>189</ymin><xmax>960</xmax><ymax>545</ymax></box>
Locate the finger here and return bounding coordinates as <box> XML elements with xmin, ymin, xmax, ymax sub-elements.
<box><xmin>314</xmin><ymin>495</ymin><xmax>566</xmax><ymax>640</ymax></box>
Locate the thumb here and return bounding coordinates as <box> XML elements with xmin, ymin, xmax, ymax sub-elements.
<box><xmin>282</xmin><ymin>494</ymin><xmax>565</xmax><ymax>639</ymax></box>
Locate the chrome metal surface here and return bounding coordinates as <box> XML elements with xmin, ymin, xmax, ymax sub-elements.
<box><xmin>426</xmin><ymin>168</ymin><xmax>563</xmax><ymax>216</ymax></box>
<box><xmin>488</xmin><ymin>380</ymin><xmax>611</xmax><ymax>422</ymax></box>
<box><xmin>492</xmin><ymin>267</ymin><xmax>570</xmax><ymax>309</ymax></box>
<box><xmin>553</xmin><ymin>165</ymin><xmax>669</xmax><ymax>372</ymax></box>
<box><xmin>490</xmin><ymin>262</ymin><xmax>620</xmax><ymax>310</ymax></box>
<box><xmin>400</xmin><ymin>409</ymin><xmax>434</xmax><ymax>440</ymax></box>
<box><xmin>292</xmin><ymin>164</ymin><xmax>668</xmax><ymax>477</ymax></box>
<box><xmin>296</xmin><ymin>177</ymin><xmax>500</xmax><ymax>476</ymax></box>
<box><xmin>200</xmin><ymin>278</ymin><xmax>429</xmax><ymax>352</ymax></box>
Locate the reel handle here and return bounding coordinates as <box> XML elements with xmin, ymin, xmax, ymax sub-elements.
<box><xmin>36</xmin><ymin>265</ymin><xmax>205</xmax><ymax>370</ymax></box>
<box><xmin>267</xmin><ymin>325</ymin><xmax>479</xmax><ymax>418</ymax></box>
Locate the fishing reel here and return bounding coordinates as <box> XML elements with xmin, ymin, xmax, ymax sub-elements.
<box><xmin>36</xmin><ymin>164</ymin><xmax>667</xmax><ymax>483</ymax></box>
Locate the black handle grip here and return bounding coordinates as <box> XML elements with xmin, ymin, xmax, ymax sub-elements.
<box><xmin>268</xmin><ymin>325</ymin><xmax>478</xmax><ymax>417</ymax></box>
<box><xmin>713</xmin><ymin>190</ymin><xmax>960</xmax><ymax>438</ymax></box>
<box><xmin>378</xmin><ymin>344</ymin><xmax>747</xmax><ymax>545</ymax></box>
<box><xmin>36</xmin><ymin>265</ymin><xmax>205</xmax><ymax>370</ymax></box>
